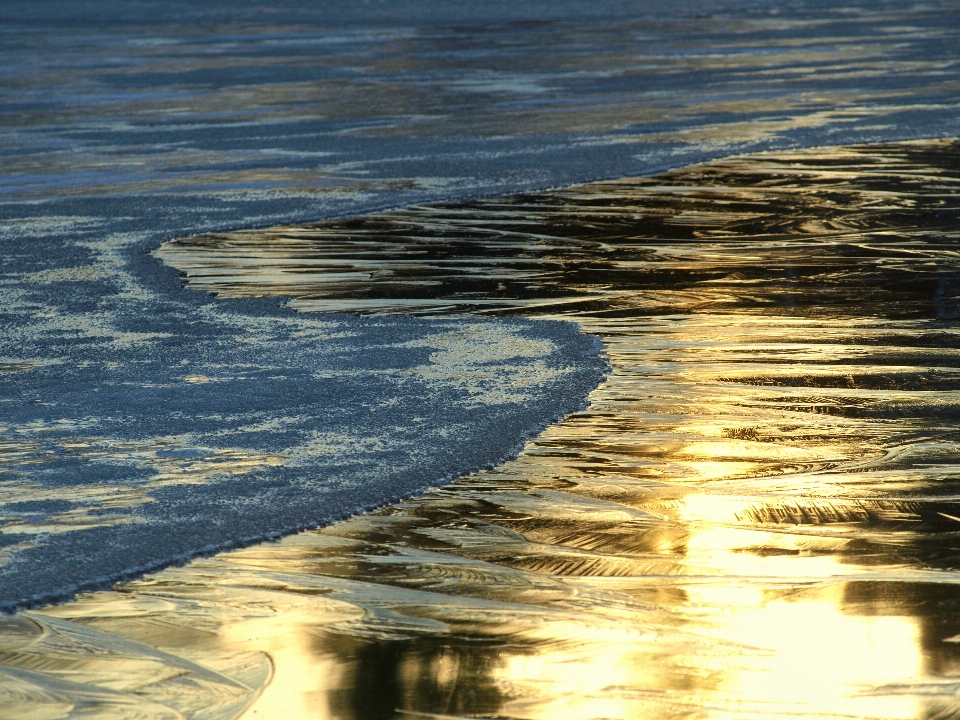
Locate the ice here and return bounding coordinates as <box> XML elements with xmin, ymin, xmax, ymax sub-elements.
<box><xmin>2</xmin><ymin>0</ymin><xmax>960</xmax><ymax>609</ymax></box>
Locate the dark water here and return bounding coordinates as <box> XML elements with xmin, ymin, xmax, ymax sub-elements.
<box><xmin>7</xmin><ymin>140</ymin><xmax>960</xmax><ymax>719</ymax></box>
<box><xmin>158</xmin><ymin>140</ymin><xmax>960</xmax><ymax>321</ymax></box>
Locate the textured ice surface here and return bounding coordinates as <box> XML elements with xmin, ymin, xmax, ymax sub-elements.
<box><xmin>0</xmin><ymin>293</ymin><xmax>605</xmax><ymax>609</ymax></box>
<box><xmin>2</xmin><ymin>0</ymin><xmax>960</xmax><ymax>609</ymax></box>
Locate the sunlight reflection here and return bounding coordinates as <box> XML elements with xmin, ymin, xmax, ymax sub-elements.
<box><xmin>221</xmin><ymin>613</ymin><xmax>335</xmax><ymax>720</ymax></box>
<box><xmin>9</xmin><ymin>141</ymin><xmax>960</xmax><ymax>719</ymax></box>
<box><xmin>488</xmin><ymin>583</ymin><xmax>924</xmax><ymax>719</ymax></box>
<box><xmin>706</xmin><ymin>588</ymin><xmax>923</xmax><ymax>719</ymax></box>
<box><xmin>497</xmin><ymin>645</ymin><xmax>644</xmax><ymax>720</ymax></box>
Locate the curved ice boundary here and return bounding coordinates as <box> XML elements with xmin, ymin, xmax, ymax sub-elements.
<box><xmin>0</xmin><ymin>273</ymin><xmax>607</xmax><ymax>611</ymax></box>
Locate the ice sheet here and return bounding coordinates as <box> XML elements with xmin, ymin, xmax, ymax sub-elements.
<box><xmin>3</xmin><ymin>0</ymin><xmax>960</xmax><ymax>608</ymax></box>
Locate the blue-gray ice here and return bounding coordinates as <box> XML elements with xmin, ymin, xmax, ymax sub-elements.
<box><xmin>2</xmin><ymin>0</ymin><xmax>959</xmax><ymax>610</ymax></box>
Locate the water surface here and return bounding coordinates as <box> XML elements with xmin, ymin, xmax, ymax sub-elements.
<box><xmin>6</xmin><ymin>140</ymin><xmax>960</xmax><ymax>719</ymax></box>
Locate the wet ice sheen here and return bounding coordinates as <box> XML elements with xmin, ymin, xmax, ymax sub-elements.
<box><xmin>6</xmin><ymin>141</ymin><xmax>960</xmax><ymax>718</ymax></box>
<box><xmin>5</xmin><ymin>0</ymin><xmax>960</xmax><ymax>715</ymax></box>
<box><xmin>10</xmin><ymin>0</ymin><xmax>960</xmax><ymax>618</ymax></box>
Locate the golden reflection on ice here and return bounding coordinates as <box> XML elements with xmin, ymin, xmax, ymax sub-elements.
<box><xmin>9</xmin><ymin>140</ymin><xmax>960</xmax><ymax>718</ymax></box>
<box><xmin>219</xmin><ymin>612</ymin><xmax>333</xmax><ymax>720</ymax></box>
<box><xmin>699</xmin><ymin>586</ymin><xmax>923</xmax><ymax>719</ymax></box>
<box><xmin>488</xmin><ymin>588</ymin><xmax>924</xmax><ymax>719</ymax></box>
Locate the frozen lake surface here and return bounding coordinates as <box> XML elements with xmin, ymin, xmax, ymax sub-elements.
<box><xmin>9</xmin><ymin>139</ymin><xmax>960</xmax><ymax>720</ymax></box>
<box><xmin>2</xmin><ymin>0</ymin><xmax>960</xmax><ymax>659</ymax></box>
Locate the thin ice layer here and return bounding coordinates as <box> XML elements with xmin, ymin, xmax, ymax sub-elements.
<box><xmin>0</xmin><ymin>310</ymin><xmax>606</xmax><ymax>610</ymax></box>
<box><xmin>3</xmin><ymin>0</ymin><xmax>960</xmax><ymax>611</ymax></box>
